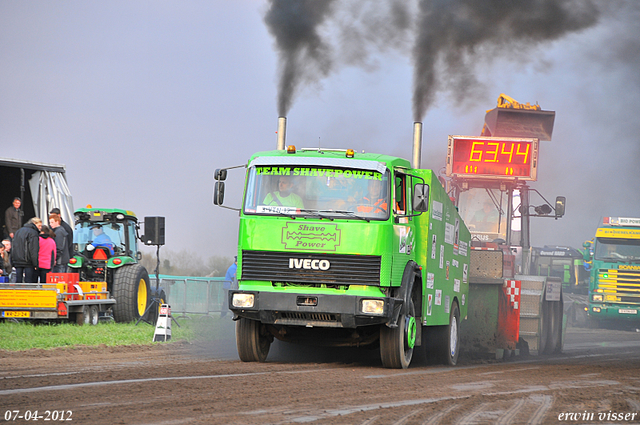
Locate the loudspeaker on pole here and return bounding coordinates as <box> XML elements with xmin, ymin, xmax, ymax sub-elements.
<box><xmin>144</xmin><ymin>216</ymin><xmax>165</xmax><ymax>246</ymax></box>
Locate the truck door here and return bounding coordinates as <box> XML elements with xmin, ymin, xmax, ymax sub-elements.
<box><xmin>391</xmin><ymin>172</ymin><xmax>415</xmax><ymax>283</ymax></box>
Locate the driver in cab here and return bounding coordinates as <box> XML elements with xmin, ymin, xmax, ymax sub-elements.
<box><xmin>357</xmin><ymin>179</ymin><xmax>388</xmax><ymax>216</ymax></box>
<box><xmin>263</xmin><ymin>175</ymin><xmax>304</xmax><ymax>209</ymax></box>
<box><xmin>91</xmin><ymin>224</ymin><xmax>115</xmax><ymax>255</ymax></box>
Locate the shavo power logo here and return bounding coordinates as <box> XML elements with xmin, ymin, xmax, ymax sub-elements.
<box><xmin>282</xmin><ymin>222</ymin><xmax>341</xmax><ymax>251</ymax></box>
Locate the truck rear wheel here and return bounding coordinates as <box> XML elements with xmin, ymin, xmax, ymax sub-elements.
<box><xmin>112</xmin><ymin>264</ymin><xmax>150</xmax><ymax>323</ymax></box>
<box><xmin>437</xmin><ymin>301</ymin><xmax>460</xmax><ymax>365</ymax></box>
<box><xmin>236</xmin><ymin>318</ymin><xmax>272</xmax><ymax>362</ymax></box>
<box><xmin>380</xmin><ymin>299</ymin><xmax>416</xmax><ymax>369</ymax></box>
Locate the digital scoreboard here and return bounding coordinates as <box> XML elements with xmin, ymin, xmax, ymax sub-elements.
<box><xmin>446</xmin><ymin>135</ymin><xmax>539</xmax><ymax>181</ymax></box>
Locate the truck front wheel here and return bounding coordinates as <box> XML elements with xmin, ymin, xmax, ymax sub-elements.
<box><xmin>112</xmin><ymin>264</ymin><xmax>150</xmax><ymax>323</ymax></box>
<box><xmin>380</xmin><ymin>299</ymin><xmax>416</xmax><ymax>369</ymax></box>
<box><xmin>236</xmin><ymin>318</ymin><xmax>272</xmax><ymax>362</ymax></box>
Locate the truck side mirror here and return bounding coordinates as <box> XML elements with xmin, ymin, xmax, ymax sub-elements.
<box><xmin>555</xmin><ymin>196</ymin><xmax>566</xmax><ymax>217</ymax></box>
<box><xmin>213</xmin><ymin>181</ymin><xmax>225</xmax><ymax>205</ymax></box>
<box><xmin>214</xmin><ymin>169</ymin><xmax>228</xmax><ymax>181</ymax></box>
<box><xmin>413</xmin><ymin>184</ymin><xmax>429</xmax><ymax>212</ymax></box>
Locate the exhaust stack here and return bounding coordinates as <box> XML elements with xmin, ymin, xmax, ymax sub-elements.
<box><xmin>412</xmin><ymin>122</ymin><xmax>423</xmax><ymax>169</ymax></box>
<box><xmin>276</xmin><ymin>116</ymin><xmax>287</xmax><ymax>150</ymax></box>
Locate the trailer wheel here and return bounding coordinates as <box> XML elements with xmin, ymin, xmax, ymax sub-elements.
<box><xmin>380</xmin><ymin>299</ymin><xmax>416</xmax><ymax>369</ymax></box>
<box><xmin>545</xmin><ymin>300</ymin><xmax>563</xmax><ymax>354</ymax></box>
<box><xmin>112</xmin><ymin>264</ymin><xmax>150</xmax><ymax>323</ymax></box>
<box><xmin>438</xmin><ymin>301</ymin><xmax>460</xmax><ymax>366</ymax></box>
<box><xmin>89</xmin><ymin>305</ymin><xmax>99</xmax><ymax>325</ymax></box>
<box><xmin>76</xmin><ymin>305</ymin><xmax>98</xmax><ymax>326</ymax></box>
<box><xmin>76</xmin><ymin>306</ymin><xmax>89</xmax><ymax>325</ymax></box>
<box><xmin>236</xmin><ymin>318</ymin><xmax>272</xmax><ymax>362</ymax></box>
<box><xmin>537</xmin><ymin>300</ymin><xmax>549</xmax><ymax>355</ymax></box>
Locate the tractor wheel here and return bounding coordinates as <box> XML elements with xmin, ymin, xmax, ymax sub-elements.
<box><xmin>112</xmin><ymin>264</ymin><xmax>150</xmax><ymax>323</ymax></box>
<box><xmin>437</xmin><ymin>301</ymin><xmax>460</xmax><ymax>365</ymax></box>
<box><xmin>380</xmin><ymin>299</ymin><xmax>416</xmax><ymax>369</ymax></box>
<box><xmin>236</xmin><ymin>318</ymin><xmax>272</xmax><ymax>362</ymax></box>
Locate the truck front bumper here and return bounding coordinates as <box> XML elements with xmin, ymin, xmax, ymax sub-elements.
<box><xmin>229</xmin><ymin>290</ymin><xmax>402</xmax><ymax>328</ymax></box>
<box><xmin>588</xmin><ymin>303</ymin><xmax>640</xmax><ymax>320</ymax></box>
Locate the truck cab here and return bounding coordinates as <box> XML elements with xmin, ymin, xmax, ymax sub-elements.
<box><xmin>585</xmin><ymin>217</ymin><xmax>640</xmax><ymax>323</ymax></box>
<box><xmin>216</xmin><ymin>146</ymin><xmax>470</xmax><ymax>368</ymax></box>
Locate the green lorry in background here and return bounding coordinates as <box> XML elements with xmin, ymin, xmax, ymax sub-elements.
<box><xmin>531</xmin><ymin>246</ymin><xmax>588</xmax><ymax>294</ymax></box>
<box><xmin>583</xmin><ymin>217</ymin><xmax>640</xmax><ymax>325</ymax></box>
<box><xmin>214</xmin><ymin>146</ymin><xmax>470</xmax><ymax>369</ymax></box>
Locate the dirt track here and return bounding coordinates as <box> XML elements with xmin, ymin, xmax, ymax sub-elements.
<box><xmin>2</xmin><ymin>320</ymin><xmax>640</xmax><ymax>425</ymax></box>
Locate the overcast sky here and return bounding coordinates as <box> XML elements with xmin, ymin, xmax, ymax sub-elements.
<box><xmin>1</xmin><ymin>0</ymin><xmax>639</xmax><ymax>260</ymax></box>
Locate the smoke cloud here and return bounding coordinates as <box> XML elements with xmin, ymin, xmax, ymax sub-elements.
<box><xmin>412</xmin><ymin>0</ymin><xmax>600</xmax><ymax>121</ymax></box>
<box><xmin>265</xmin><ymin>0</ymin><xmax>601</xmax><ymax>121</ymax></box>
<box><xmin>264</xmin><ymin>0</ymin><xmax>337</xmax><ymax>116</ymax></box>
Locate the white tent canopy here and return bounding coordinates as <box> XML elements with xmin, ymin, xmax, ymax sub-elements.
<box><xmin>0</xmin><ymin>157</ymin><xmax>74</xmax><ymax>227</ymax></box>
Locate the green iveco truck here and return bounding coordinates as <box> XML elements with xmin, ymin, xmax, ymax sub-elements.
<box><xmin>584</xmin><ymin>217</ymin><xmax>640</xmax><ymax>324</ymax></box>
<box><xmin>214</xmin><ymin>141</ymin><xmax>470</xmax><ymax>369</ymax></box>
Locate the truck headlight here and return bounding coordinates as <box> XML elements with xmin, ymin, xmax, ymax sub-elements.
<box><xmin>592</xmin><ymin>294</ymin><xmax>603</xmax><ymax>302</ymax></box>
<box><xmin>232</xmin><ymin>293</ymin><xmax>255</xmax><ymax>308</ymax></box>
<box><xmin>361</xmin><ymin>299</ymin><xmax>385</xmax><ymax>315</ymax></box>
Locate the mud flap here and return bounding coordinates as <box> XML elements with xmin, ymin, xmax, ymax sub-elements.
<box><xmin>387</xmin><ymin>261</ymin><xmax>421</xmax><ymax>328</ymax></box>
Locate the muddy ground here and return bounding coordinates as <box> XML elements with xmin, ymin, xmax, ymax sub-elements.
<box><xmin>2</xmin><ymin>318</ymin><xmax>640</xmax><ymax>425</ymax></box>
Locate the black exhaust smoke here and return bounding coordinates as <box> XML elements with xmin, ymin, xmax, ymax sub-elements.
<box><xmin>412</xmin><ymin>0</ymin><xmax>600</xmax><ymax>121</ymax></box>
<box><xmin>264</xmin><ymin>0</ymin><xmax>336</xmax><ymax>117</ymax></box>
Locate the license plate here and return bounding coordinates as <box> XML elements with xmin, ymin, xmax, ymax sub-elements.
<box><xmin>2</xmin><ymin>311</ymin><xmax>31</xmax><ymax>318</ymax></box>
<box><xmin>619</xmin><ymin>309</ymin><xmax>638</xmax><ymax>315</ymax></box>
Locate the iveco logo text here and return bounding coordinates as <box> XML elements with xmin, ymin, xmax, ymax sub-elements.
<box><xmin>289</xmin><ymin>258</ymin><xmax>331</xmax><ymax>270</ymax></box>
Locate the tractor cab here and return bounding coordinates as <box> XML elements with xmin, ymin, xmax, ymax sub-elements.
<box><xmin>66</xmin><ymin>206</ymin><xmax>164</xmax><ymax>323</ymax></box>
<box><xmin>70</xmin><ymin>207</ymin><xmax>141</xmax><ymax>282</ymax></box>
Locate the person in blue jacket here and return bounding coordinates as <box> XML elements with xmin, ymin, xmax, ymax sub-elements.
<box><xmin>91</xmin><ymin>224</ymin><xmax>114</xmax><ymax>255</ymax></box>
<box><xmin>221</xmin><ymin>256</ymin><xmax>237</xmax><ymax>318</ymax></box>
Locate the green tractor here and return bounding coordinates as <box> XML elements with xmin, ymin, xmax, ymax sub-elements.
<box><xmin>68</xmin><ymin>207</ymin><xmax>166</xmax><ymax>323</ymax></box>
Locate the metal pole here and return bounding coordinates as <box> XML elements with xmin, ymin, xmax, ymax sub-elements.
<box><xmin>506</xmin><ymin>187</ymin><xmax>513</xmax><ymax>246</ymax></box>
<box><xmin>19</xmin><ymin>168</ymin><xmax>25</xmax><ymax>226</ymax></box>
<box><xmin>520</xmin><ymin>183</ymin><xmax>531</xmax><ymax>274</ymax></box>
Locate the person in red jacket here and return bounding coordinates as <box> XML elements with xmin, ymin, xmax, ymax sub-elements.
<box><xmin>37</xmin><ymin>225</ymin><xmax>57</xmax><ymax>283</ymax></box>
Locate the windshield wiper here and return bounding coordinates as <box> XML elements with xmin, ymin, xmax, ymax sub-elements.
<box><xmin>270</xmin><ymin>210</ymin><xmax>298</xmax><ymax>219</ymax></box>
<box><xmin>331</xmin><ymin>210</ymin><xmax>371</xmax><ymax>222</ymax></box>
<box><xmin>300</xmin><ymin>210</ymin><xmax>334</xmax><ymax>221</ymax></box>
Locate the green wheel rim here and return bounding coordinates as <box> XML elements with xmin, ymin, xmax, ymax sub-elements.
<box><xmin>406</xmin><ymin>316</ymin><xmax>417</xmax><ymax>349</ymax></box>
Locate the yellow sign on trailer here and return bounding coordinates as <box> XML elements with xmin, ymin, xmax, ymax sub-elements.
<box><xmin>0</xmin><ymin>288</ymin><xmax>57</xmax><ymax>309</ymax></box>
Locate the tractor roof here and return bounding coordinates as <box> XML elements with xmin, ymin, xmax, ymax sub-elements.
<box><xmin>74</xmin><ymin>207</ymin><xmax>138</xmax><ymax>222</ymax></box>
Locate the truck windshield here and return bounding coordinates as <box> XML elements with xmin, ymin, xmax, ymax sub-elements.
<box><xmin>243</xmin><ymin>165</ymin><xmax>391</xmax><ymax>220</ymax></box>
<box><xmin>74</xmin><ymin>221</ymin><xmax>126</xmax><ymax>255</ymax></box>
<box><xmin>595</xmin><ymin>238</ymin><xmax>640</xmax><ymax>262</ymax></box>
<box><xmin>457</xmin><ymin>188</ymin><xmax>508</xmax><ymax>242</ymax></box>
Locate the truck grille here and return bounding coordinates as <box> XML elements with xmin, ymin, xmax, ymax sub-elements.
<box><xmin>241</xmin><ymin>250</ymin><xmax>381</xmax><ymax>286</ymax></box>
<box><xmin>598</xmin><ymin>268</ymin><xmax>640</xmax><ymax>304</ymax></box>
